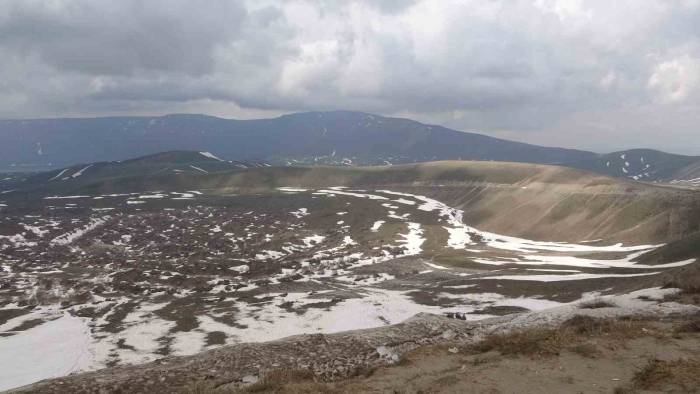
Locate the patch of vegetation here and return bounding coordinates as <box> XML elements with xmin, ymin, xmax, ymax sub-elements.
<box><xmin>470</xmin><ymin>356</ymin><xmax>491</xmax><ymax>366</ymax></box>
<box><xmin>560</xmin><ymin>315</ymin><xmax>612</xmax><ymax>335</ymax></box>
<box><xmin>469</xmin><ymin>305</ymin><xmax>530</xmax><ymax>316</ymax></box>
<box><xmin>7</xmin><ymin>318</ymin><xmax>44</xmax><ymax>331</ymax></box>
<box><xmin>675</xmin><ymin>317</ymin><xmax>700</xmax><ymax>333</ymax></box>
<box><xmin>569</xmin><ymin>343</ymin><xmax>599</xmax><ymax>358</ymax></box>
<box><xmin>578</xmin><ymin>298</ymin><xmax>616</xmax><ymax>309</ymax></box>
<box><xmin>236</xmin><ymin>369</ymin><xmax>335</xmax><ymax>394</ymax></box>
<box><xmin>182</xmin><ymin>369</ymin><xmax>335</xmax><ymax>394</ymax></box>
<box><xmin>565</xmin><ymin>315</ymin><xmax>656</xmax><ymax>340</ymax></box>
<box><xmin>583</xmin><ymin>194</ymin><xmax>619</xmax><ymax>219</ymax></box>
<box><xmin>0</xmin><ymin>308</ymin><xmax>30</xmax><ymax>326</ymax></box>
<box><xmin>181</xmin><ymin>380</ymin><xmax>218</xmax><ymax>394</ymax></box>
<box><xmin>470</xmin><ymin>315</ymin><xmax>656</xmax><ymax>358</ymax></box>
<box><xmin>609</xmin><ymin>198</ymin><xmax>661</xmax><ymax>232</ymax></box>
<box><xmin>630</xmin><ymin>358</ymin><xmax>700</xmax><ymax>392</ymax></box>
<box><xmin>547</xmin><ymin>194</ymin><xmax>591</xmax><ymax>221</ymax></box>
<box><xmin>636</xmin><ymin>231</ymin><xmax>700</xmax><ymax>266</ymax></box>
<box><xmin>205</xmin><ymin>331</ymin><xmax>227</xmax><ymax>346</ymax></box>
<box><xmin>470</xmin><ymin>327</ymin><xmax>571</xmax><ymax>356</ymax></box>
<box><xmin>663</xmin><ymin>264</ymin><xmax>700</xmax><ymax>305</ymax></box>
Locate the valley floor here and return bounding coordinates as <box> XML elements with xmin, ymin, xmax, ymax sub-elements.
<box><xmin>1</xmin><ymin>178</ymin><xmax>699</xmax><ymax>392</ymax></box>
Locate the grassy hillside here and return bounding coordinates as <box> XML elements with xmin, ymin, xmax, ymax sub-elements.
<box><xmin>6</xmin><ymin>157</ymin><xmax>699</xmax><ymax>244</ymax></box>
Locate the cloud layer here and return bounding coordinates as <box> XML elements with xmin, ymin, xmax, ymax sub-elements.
<box><xmin>1</xmin><ymin>0</ymin><xmax>699</xmax><ymax>153</ymax></box>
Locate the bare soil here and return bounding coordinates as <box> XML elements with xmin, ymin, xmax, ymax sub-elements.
<box><xmin>221</xmin><ymin>317</ymin><xmax>700</xmax><ymax>394</ymax></box>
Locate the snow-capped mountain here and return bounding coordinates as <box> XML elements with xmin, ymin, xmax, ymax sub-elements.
<box><xmin>1</xmin><ymin>111</ymin><xmax>698</xmax><ymax>183</ymax></box>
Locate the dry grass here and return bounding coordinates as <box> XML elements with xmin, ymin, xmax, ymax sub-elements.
<box><xmin>662</xmin><ymin>263</ymin><xmax>700</xmax><ymax>305</ymax></box>
<box><xmin>578</xmin><ymin>299</ymin><xmax>616</xmax><ymax>309</ymax></box>
<box><xmin>470</xmin><ymin>327</ymin><xmax>572</xmax><ymax>356</ymax></box>
<box><xmin>631</xmin><ymin>358</ymin><xmax>700</xmax><ymax>392</ymax></box>
<box><xmin>569</xmin><ymin>343</ymin><xmax>599</xmax><ymax>358</ymax></box>
<box><xmin>235</xmin><ymin>369</ymin><xmax>326</xmax><ymax>394</ymax></box>
<box><xmin>675</xmin><ymin>317</ymin><xmax>700</xmax><ymax>333</ymax></box>
<box><xmin>566</xmin><ymin>315</ymin><xmax>657</xmax><ymax>340</ymax></box>
<box><xmin>560</xmin><ymin>315</ymin><xmax>612</xmax><ymax>335</ymax></box>
<box><xmin>664</xmin><ymin>291</ymin><xmax>700</xmax><ymax>305</ymax></box>
<box><xmin>181</xmin><ymin>369</ymin><xmax>331</xmax><ymax>394</ymax></box>
<box><xmin>182</xmin><ymin>381</ymin><xmax>222</xmax><ymax>394</ymax></box>
<box><xmin>469</xmin><ymin>315</ymin><xmax>657</xmax><ymax>358</ymax></box>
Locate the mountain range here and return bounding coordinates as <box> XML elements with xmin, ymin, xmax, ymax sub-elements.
<box><xmin>1</xmin><ymin>111</ymin><xmax>699</xmax><ymax>185</ymax></box>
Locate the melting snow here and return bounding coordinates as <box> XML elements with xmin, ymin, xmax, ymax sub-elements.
<box><xmin>48</xmin><ymin>169</ymin><xmax>69</xmax><ymax>181</ymax></box>
<box><xmin>481</xmin><ymin>272</ymin><xmax>660</xmax><ymax>282</ymax></box>
<box><xmin>44</xmin><ymin>195</ymin><xmax>91</xmax><ymax>200</ymax></box>
<box><xmin>71</xmin><ymin>165</ymin><xmax>93</xmax><ymax>178</ymax></box>
<box><xmin>424</xmin><ymin>262</ymin><xmax>449</xmax><ymax>270</ymax></box>
<box><xmin>371</xmin><ymin>220</ymin><xmax>385</xmax><ymax>232</ymax></box>
<box><xmin>50</xmin><ymin>217</ymin><xmax>108</xmax><ymax>246</ymax></box>
<box><xmin>290</xmin><ymin>208</ymin><xmax>309</xmax><ymax>218</ymax></box>
<box><xmin>189</xmin><ymin>165</ymin><xmax>208</xmax><ymax>173</ymax></box>
<box><xmin>397</xmin><ymin>222</ymin><xmax>424</xmax><ymax>255</ymax></box>
<box><xmin>0</xmin><ymin>310</ymin><xmax>92</xmax><ymax>391</ymax></box>
<box><xmin>199</xmin><ymin>151</ymin><xmax>223</xmax><ymax>161</ymax></box>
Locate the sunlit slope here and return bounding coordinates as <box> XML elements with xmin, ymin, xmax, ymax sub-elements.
<box><xmin>120</xmin><ymin>161</ymin><xmax>700</xmax><ymax>244</ymax></box>
<box><xmin>6</xmin><ymin>157</ymin><xmax>699</xmax><ymax>245</ymax></box>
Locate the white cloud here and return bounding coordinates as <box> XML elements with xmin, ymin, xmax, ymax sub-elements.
<box><xmin>535</xmin><ymin>0</ymin><xmax>592</xmax><ymax>22</ymax></box>
<box><xmin>0</xmin><ymin>0</ymin><xmax>699</xmax><ymax>153</ymax></box>
<box><xmin>648</xmin><ymin>54</ymin><xmax>700</xmax><ymax>103</ymax></box>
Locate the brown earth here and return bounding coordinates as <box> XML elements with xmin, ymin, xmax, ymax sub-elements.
<box><xmin>233</xmin><ymin>325</ymin><xmax>700</xmax><ymax>394</ymax></box>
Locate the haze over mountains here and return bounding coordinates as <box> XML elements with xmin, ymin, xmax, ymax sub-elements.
<box><xmin>2</xmin><ymin>111</ymin><xmax>699</xmax><ymax>185</ymax></box>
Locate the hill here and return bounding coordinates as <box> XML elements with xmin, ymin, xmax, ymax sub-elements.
<box><xmin>4</xmin><ymin>153</ymin><xmax>699</xmax><ymax>244</ymax></box>
<box><xmin>1</xmin><ymin>111</ymin><xmax>699</xmax><ymax>184</ymax></box>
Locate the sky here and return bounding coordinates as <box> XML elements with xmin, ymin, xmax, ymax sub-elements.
<box><xmin>1</xmin><ymin>0</ymin><xmax>699</xmax><ymax>154</ymax></box>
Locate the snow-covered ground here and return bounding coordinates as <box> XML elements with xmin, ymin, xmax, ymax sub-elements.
<box><xmin>0</xmin><ymin>308</ymin><xmax>93</xmax><ymax>391</ymax></box>
<box><xmin>0</xmin><ymin>187</ymin><xmax>695</xmax><ymax>390</ymax></box>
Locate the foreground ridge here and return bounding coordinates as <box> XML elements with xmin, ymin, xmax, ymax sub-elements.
<box><xmin>11</xmin><ymin>289</ymin><xmax>698</xmax><ymax>394</ymax></box>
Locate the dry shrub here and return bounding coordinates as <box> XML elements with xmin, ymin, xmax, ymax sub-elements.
<box><xmin>182</xmin><ymin>369</ymin><xmax>337</xmax><ymax>394</ymax></box>
<box><xmin>578</xmin><ymin>299</ymin><xmax>616</xmax><ymax>309</ymax></box>
<box><xmin>181</xmin><ymin>381</ymin><xmax>220</xmax><ymax>394</ymax></box>
<box><xmin>561</xmin><ymin>315</ymin><xmax>654</xmax><ymax>340</ymax></box>
<box><xmin>675</xmin><ymin>317</ymin><xmax>700</xmax><ymax>333</ymax></box>
<box><xmin>240</xmin><ymin>369</ymin><xmax>312</xmax><ymax>392</ymax></box>
<box><xmin>569</xmin><ymin>343</ymin><xmax>599</xmax><ymax>358</ymax></box>
<box><xmin>470</xmin><ymin>316</ymin><xmax>658</xmax><ymax>358</ymax></box>
<box><xmin>471</xmin><ymin>328</ymin><xmax>572</xmax><ymax>356</ymax></box>
<box><xmin>560</xmin><ymin>315</ymin><xmax>612</xmax><ymax>335</ymax></box>
<box><xmin>632</xmin><ymin>358</ymin><xmax>700</xmax><ymax>392</ymax></box>
<box><xmin>237</xmin><ymin>369</ymin><xmax>339</xmax><ymax>394</ymax></box>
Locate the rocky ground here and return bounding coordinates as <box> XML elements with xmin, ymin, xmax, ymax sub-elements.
<box><xmin>261</xmin><ymin>314</ymin><xmax>700</xmax><ymax>394</ymax></box>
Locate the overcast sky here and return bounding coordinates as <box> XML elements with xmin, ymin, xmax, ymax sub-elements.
<box><xmin>1</xmin><ymin>1</ymin><xmax>699</xmax><ymax>154</ymax></box>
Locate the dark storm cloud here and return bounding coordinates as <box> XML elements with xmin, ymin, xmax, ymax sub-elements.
<box><xmin>0</xmin><ymin>0</ymin><xmax>699</xmax><ymax>153</ymax></box>
<box><xmin>0</xmin><ymin>0</ymin><xmax>247</xmax><ymax>75</ymax></box>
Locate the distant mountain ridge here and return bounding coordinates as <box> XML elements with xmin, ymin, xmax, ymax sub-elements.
<box><xmin>1</xmin><ymin>111</ymin><xmax>699</xmax><ymax>183</ymax></box>
<box><xmin>0</xmin><ymin>150</ymin><xmax>268</xmax><ymax>196</ymax></box>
